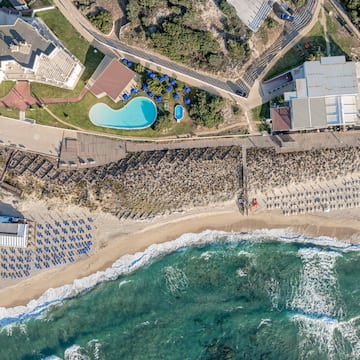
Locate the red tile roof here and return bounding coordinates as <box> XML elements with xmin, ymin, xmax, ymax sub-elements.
<box><xmin>90</xmin><ymin>59</ymin><xmax>135</xmax><ymax>101</ymax></box>
<box><xmin>271</xmin><ymin>106</ymin><xmax>291</xmax><ymax>131</ymax></box>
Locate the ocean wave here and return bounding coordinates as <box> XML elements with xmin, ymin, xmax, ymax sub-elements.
<box><xmin>292</xmin><ymin>313</ymin><xmax>360</xmax><ymax>359</ymax></box>
<box><xmin>0</xmin><ymin>228</ymin><xmax>356</xmax><ymax>327</ymax></box>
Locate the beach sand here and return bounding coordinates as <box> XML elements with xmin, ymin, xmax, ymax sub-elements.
<box><xmin>0</xmin><ymin>199</ymin><xmax>359</xmax><ymax>308</ymax></box>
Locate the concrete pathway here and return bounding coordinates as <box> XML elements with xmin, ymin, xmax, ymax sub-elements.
<box><xmin>320</xmin><ymin>1</ymin><xmax>331</xmax><ymax>56</ymax></box>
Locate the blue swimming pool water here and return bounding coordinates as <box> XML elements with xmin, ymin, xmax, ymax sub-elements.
<box><xmin>174</xmin><ymin>104</ymin><xmax>184</xmax><ymax>121</ymax></box>
<box><xmin>89</xmin><ymin>97</ymin><xmax>157</xmax><ymax>130</ymax></box>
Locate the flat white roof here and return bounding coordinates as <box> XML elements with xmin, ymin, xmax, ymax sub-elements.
<box><xmin>304</xmin><ymin>56</ymin><xmax>358</xmax><ymax>97</ymax></box>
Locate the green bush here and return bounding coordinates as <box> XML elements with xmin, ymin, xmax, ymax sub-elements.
<box><xmin>150</xmin><ymin>20</ymin><xmax>223</xmax><ymax>71</ymax></box>
<box><xmin>188</xmin><ymin>90</ymin><xmax>225</xmax><ymax>128</ymax></box>
<box><xmin>87</xmin><ymin>9</ymin><xmax>113</xmax><ymax>34</ymax></box>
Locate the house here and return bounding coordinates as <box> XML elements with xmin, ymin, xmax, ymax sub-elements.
<box><xmin>0</xmin><ymin>9</ymin><xmax>84</xmax><ymax>89</ymax></box>
<box><xmin>271</xmin><ymin>56</ymin><xmax>360</xmax><ymax>132</ymax></box>
<box><xmin>88</xmin><ymin>56</ymin><xmax>137</xmax><ymax>102</ymax></box>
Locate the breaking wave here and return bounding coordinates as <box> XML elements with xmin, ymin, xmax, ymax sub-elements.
<box><xmin>0</xmin><ymin>228</ymin><xmax>355</xmax><ymax>327</ymax></box>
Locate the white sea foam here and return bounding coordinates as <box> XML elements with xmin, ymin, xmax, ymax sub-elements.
<box><xmin>257</xmin><ymin>318</ymin><xmax>271</xmax><ymax>329</ymax></box>
<box><xmin>265</xmin><ymin>278</ymin><xmax>280</xmax><ymax>310</ymax></box>
<box><xmin>288</xmin><ymin>248</ymin><xmax>344</xmax><ymax>318</ymax></box>
<box><xmin>118</xmin><ymin>280</ymin><xmax>132</xmax><ymax>288</ymax></box>
<box><xmin>87</xmin><ymin>339</ymin><xmax>101</xmax><ymax>360</ymax></box>
<box><xmin>163</xmin><ymin>265</ymin><xmax>188</xmax><ymax>294</ymax></box>
<box><xmin>236</xmin><ymin>268</ymin><xmax>247</xmax><ymax>277</ymax></box>
<box><xmin>293</xmin><ymin>314</ymin><xmax>360</xmax><ymax>360</ymax></box>
<box><xmin>0</xmin><ymin>228</ymin><xmax>355</xmax><ymax>327</ymax></box>
<box><xmin>64</xmin><ymin>344</ymin><xmax>89</xmax><ymax>360</ymax></box>
<box><xmin>200</xmin><ymin>251</ymin><xmax>212</xmax><ymax>260</ymax></box>
<box><xmin>237</xmin><ymin>250</ymin><xmax>253</xmax><ymax>257</ymax></box>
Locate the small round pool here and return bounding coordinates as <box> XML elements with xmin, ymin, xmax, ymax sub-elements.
<box><xmin>174</xmin><ymin>104</ymin><xmax>184</xmax><ymax>121</ymax></box>
<box><xmin>89</xmin><ymin>97</ymin><xmax>157</xmax><ymax>130</ymax></box>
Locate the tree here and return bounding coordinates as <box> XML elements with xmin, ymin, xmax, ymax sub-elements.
<box><xmin>188</xmin><ymin>90</ymin><xmax>225</xmax><ymax>128</ymax></box>
<box><xmin>87</xmin><ymin>9</ymin><xmax>113</xmax><ymax>34</ymax></box>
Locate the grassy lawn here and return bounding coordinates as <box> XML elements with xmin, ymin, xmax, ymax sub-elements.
<box><xmin>34</xmin><ymin>9</ymin><xmax>104</xmax><ymax>98</ymax></box>
<box><xmin>28</xmin><ymin>0</ymin><xmax>53</xmax><ymax>9</ymax></box>
<box><xmin>45</xmin><ymin>91</ymin><xmax>195</xmax><ymax>137</ymax></box>
<box><xmin>252</xmin><ymin>103</ymin><xmax>270</xmax><ymax>122</ymax></box>
<box><xmin>252</xmin><ymin>103</ymin><xmax>271</xmax><ymax>132</ymax></box>
<box><xmin>326</xmin><ymin>14</ymin><xmax>351</xmax><ymax>57</ymax></box>
<box><xmin>0</xmin><ymin>81</ymin><xmax>15</xmax><ymax>98</ymax></box>
<box><xmin>26</xmin><ymin>106</ymin><xmax>73</xmax><ymax>129</ymax></box>
<box><xmin>0</xmin><ymin>107</ymin><xmax>19</xmax><ymax>119</ymax></box>
<box><xmin>264</xmin><ymin>22</ymin><xmax>326</xmax><ymax>80</ymax></box>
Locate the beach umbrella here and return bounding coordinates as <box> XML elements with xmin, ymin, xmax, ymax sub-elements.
<box><xmin>150</xmin><ymin>73</ymin><xmax>157</xmax><ymax>79</ymax></box>
<box><xmin>163</xmin><ymin>74</ymin><xmax>169</xmax><ymax>80</ymax></box>
<box><xmin>173</xmin><ymin>93</ymin><xmax>179</xmax><ymax>100</ymax></box>
<box><xmin>146</xmin><ymin>69</ymin><xmax>152</xmax><ymax>74</ymax></box>
<box><xmin>122</xmin><ymin>94</ymin><xmax>128</xmax><ymax>101</ymax></box>
<box><xmin>147</xmin><ymin>72</ymin><xmax>154</xmax><ymax>78</ymax></box>
<box><xmin>142</xmin><ymin>82</ymin><xmax>148</xmax><ymax>90</ymax></box>
<box><xmin>147</xmin><ymin>91</ymin><xmax>154</xmax><ymax>97</ymax></box>
<box><xmin>127</xmin><ymin>61</ymin><xmax>133</xmax><ymax>67</ymax></box>
<box><xmin>165</xmin><ymin>85</ymin><xmax>172</xmax><ymax>92</ymax></box>
<box><xmin>155</xmin><ymin>95</ymin><xmax>163</xmax><ymax>102</ymax></box>
<box><xmin>184</xmin><ymin>97</ymin><xmax>191</xmax><ymax>105</ymax></box>
<box><xmin>169</xmin><ymin>79</ymin><xmax>176</xmax><ymax>85</ymax></box>
<box><xmin>184</xmin><ymin>86</ymin><xmax>191</xmax><ymax>93</ymax></box>
<box><xmin>121</xmin><ymin>58</ymin><xmax>128</xmax><ymax>65</ymax></box>
<box><xmin>159</xmin><ymin>76</ymin><xmax>165</xmax><ymax>82</ymax></box>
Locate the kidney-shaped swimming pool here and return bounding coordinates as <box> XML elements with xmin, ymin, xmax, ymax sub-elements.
<box><xmin>89</xmin><ymin>97</ymin><xmax>157</xmax><ymax>130</ymax></box>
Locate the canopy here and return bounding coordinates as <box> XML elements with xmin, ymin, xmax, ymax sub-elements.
<box><xmin>173</xmin><ymin>93</ymin><xmax>179</xmax><ymax>100</ymax></box>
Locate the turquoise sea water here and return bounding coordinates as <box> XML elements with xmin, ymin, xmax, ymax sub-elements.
<box><xmin>89</xmin><ymin>97</ymin><xmax>157</xmax><ymax>129</ymax></box>
<box><xmin>1</xmin><ymin>231</ymin><xmax>360</xmax><ymax>359</ymax></box>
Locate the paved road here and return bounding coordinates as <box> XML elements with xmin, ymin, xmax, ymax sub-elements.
<box><xmin>237</xmin><ymin>0</ymin><xmax>319</xmax><ymax>94</ymax></box>
<box><xmin>53</xmin><ymin>0</ymin><xmax>318</xmax><ymax>105</ymax></box>
<box><xmin>54</xmin><ymin>0</ymin><xmax>244</xmax><ymax>102</ymax></box>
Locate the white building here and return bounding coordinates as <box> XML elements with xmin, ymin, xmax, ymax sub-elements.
<box><xmin>0</xmin><ymin>216</ymin><xmax>28</xmax><ymax>248</ymax></box>
<box><xmin>272</xmin><ymin>56</ymin><xmax>360</xmax><ymax>131</ymax></box>
<box><xmin>0</xmin><ymin>10</ymin><xmax>84</xmax><ymax>89</ymax></box>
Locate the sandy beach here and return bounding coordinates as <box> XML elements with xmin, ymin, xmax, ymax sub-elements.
<box><xmin>0</xmin><ymin>199</ymin><xmax>359</xmax><ymax>309</ymax></box>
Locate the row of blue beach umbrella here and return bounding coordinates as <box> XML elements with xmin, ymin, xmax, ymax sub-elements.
<box><xmin>121</xmin><ymin>58</ymin><xmax>191</xmax><ymax>104</ymax></box>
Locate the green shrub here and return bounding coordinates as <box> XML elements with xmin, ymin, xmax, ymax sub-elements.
<box><xmin>188</xmin><ymin>90</ymin><xmax>225</xmax><ymax>128</ymax></box>
<box><xmin>87</xmin><ymin>9</ymin><xmax>113</xmax><ymax>34</ymax></box>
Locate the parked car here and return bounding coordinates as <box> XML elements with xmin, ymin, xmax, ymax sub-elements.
<box><xmin>235</xmin><ymin>89</ymin><xmax>247</xmax><ymax>97</ymax></box>
<box><xmin>280</xmin><ymin>13</ymin><xmax>294</xmax><ymax>22</ymax></box>
<box><xmin>284</xmin><ymin>6</ymin><xmax>294</xmax><ymax>14</ymax></box>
